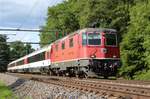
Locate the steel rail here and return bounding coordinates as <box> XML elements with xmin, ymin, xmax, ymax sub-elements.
<box><xmin>7</xmin><ymin>73</ymin><xmax>150</xmax><ymax>99</ymax></box>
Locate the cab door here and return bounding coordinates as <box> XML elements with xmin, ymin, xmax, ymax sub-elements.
<box><xmin>78</xmin><ymin>32</ymin><xmax>87</xmax><ymax>59</ymax></box>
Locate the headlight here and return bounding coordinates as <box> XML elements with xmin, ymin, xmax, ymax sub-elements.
<box><xmin>90</xmin><ymin>55</ymin><xmax>96</xmax><ymax>58</ymax></box>
<box><xmin>113</xmin><ymin>55</ymin><xmax>116</xmax><ymax>58</ymax></box>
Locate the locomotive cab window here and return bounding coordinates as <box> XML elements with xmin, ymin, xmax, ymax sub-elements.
<box><xmin>105</xmin><ymin>34</ymin><xmax>117</xmax><ymax>46</ymax></box>
<box><xmin>69</xmin><ymin>38</ymin><xmax>74</xmax><ymax>47</ymax></box>
<box><xmin>88</xmin><ymin>33</ymin><xmax>101</xmax><ymax>45</ymax></box>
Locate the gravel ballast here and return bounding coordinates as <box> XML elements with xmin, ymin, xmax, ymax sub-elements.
<box><xmin>0</xmin><ymin>73</ymin><xmax>109</xmax><ymax>99</ymax></box>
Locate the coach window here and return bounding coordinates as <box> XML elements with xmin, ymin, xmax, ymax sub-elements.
<box><xmin>62</xmin><ymin>42</ymin><xmax>65</xmax><ymax>50</ymax></box>
<box><xmin>29</xmin><ymin>56</ymin><xmax>34</xmax><ymax>63</ymax></box>
<box><xmin>16</xmin><ymin>60</ymin><xmax>24</xmax><ymax>66</ymax></box>
<box><xmin>12</xmin><ymin>64</ymin><xmax>14</xmax><ymax>67</ymax></box>
<box><xmin>47</xmin><ymin>52</ymin><xmax>50</xmax><ymax>58</ymax></box>
<box><xmin>69</xmin><ymin>38</ymin><xmax>73</xmax><ymax>47</ymax></box>
<box><xmin>41</xmin><ymin>52</ymin><xmax>45</xmax><ymax>60</ymax></box>
<box><xmin>88</xmin><ymin>33</ymin><xmax>101</xmax><ymax>45</ymax></box>
<box><xmin>82</xmin><ymin>33</ymin><xmax>87</xmax><ymax>45</ymax></box>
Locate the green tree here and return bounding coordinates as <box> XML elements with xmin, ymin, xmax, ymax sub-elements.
<box><xmin>40</xmin><ymin>0</ymin><xmax>132</xmax><ymax>46</ymax></box>
<box><xmin>0</xmin><ymin>35</ymin><xmax>9</xmax><ymax>72</ymax></box>
<box><xmin>120</xmin><ymin>1</ymin><xmax>150</xmax><ymax>79</ymax></box>
<box><xmin>9</xmin><ymin>41</ymin><xmax>34</xmax><ymax>61</ymax></box>
<box><xmin>40</xmin><ymin>1</ymin><xmax>79</xmax><ymax>47</ymax></box>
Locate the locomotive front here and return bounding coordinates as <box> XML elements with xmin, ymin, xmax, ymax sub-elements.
<box><xmin>80</xmin><ymin>29</ymin><xmax>120</xmax><ymax>78</ymax></box>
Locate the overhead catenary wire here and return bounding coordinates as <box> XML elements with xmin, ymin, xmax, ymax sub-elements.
<box><xmin>0</xmin><ymin>0</ymin><xmax>64</xmax><ymax>46</ymax></box>
<box><xmin>18</xmin><ymin>0</ymin><xmax>39</xmax><ymax>29</ymax></box>
<box><xmin>0</xmin><ymin>41</ymin><xmax>50</xmax><ymax>45</ymax></box>
<box><xmin>18</xmin><ymin>0</ymin><xmax>40</xmax><ymax>42</ymax></box>
<box><xmin>0</xmin><ymin>28</ymin><xmax>61</xmax><ymax>32</ymax></box>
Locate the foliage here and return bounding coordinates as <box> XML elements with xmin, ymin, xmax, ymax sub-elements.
<box><xmin>40</xmin><ymin>0</ymin><xmax>130</xmax><ymax>46</ymax></box>
<box><xmin>0</xmin><ymin>81</ymin><xmax>16</xmax><ymax>99</ymax></box>
<box><xmin>0</xmin><ymin>35</ymin><xmax>9</xmax><ymax>72</ymax></box>
<box><xmin>40</xmin><ymin>1</ymin><xmax>80</xmax><ymax>47</ymax></box>
<box><xmin>0</xmin><ymin>37</ymin><xmax>34</xmax><ymax>71</ymax></box>
<box><xmin>9</xmin><ymin>41</ymin><xmax>35</xmax><ymax>61</ymax></box>
<box><xmin>120</xmin><ymin>1</ymin><xmax>150</xmax><ymax>79</ymax></box>
<box><xmin>134</xmin><ymin>70</ymin><xmax>150</xmax><ymax>80</ymax></box>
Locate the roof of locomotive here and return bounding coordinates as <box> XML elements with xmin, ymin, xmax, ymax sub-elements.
<box><xmin>53</xmin><ymin>28</ymin><xmax>117</xmax><ymax>44</ymax></box>
<box><xmin>79</xmin><ymin>28</ymin><xmax>116</xmax><ymax>33</ymax></box>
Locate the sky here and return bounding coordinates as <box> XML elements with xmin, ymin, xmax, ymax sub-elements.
<box><xmin>0</xmin><ymin>0</ymin><xmax>63</xmax><ymax>49</ymax></box>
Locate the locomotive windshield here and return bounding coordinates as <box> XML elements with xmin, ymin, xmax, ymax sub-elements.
<box><xmin>88</xmin><ymin>33</ymin><xmax>101</xmax><ymax>45</ymax></box>
<box><xmin>82</xmin><ymin>33</ymin><xmax>101</xmax><ymax>45</ymax></box>
<box><xmin>105</xmin><ymin>33</ymin><xmax>117</xmax><ymax>46</ymax></box>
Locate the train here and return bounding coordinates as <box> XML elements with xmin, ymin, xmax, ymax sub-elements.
<box><xmin>8</xmin><ymin>28</ymin><xmax>120</xmax><ymax>78</ymax></box>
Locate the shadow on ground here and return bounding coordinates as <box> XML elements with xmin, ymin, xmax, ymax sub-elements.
<box><xmin>8</xmin><ymin>79</ymin><xmax>26</xmax><ymax>89</ymax></box>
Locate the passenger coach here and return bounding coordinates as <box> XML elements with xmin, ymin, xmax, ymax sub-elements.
<box><xmin>8</xmin><ymin>45</ymin><xmax>51</xmax><ymax>73</ymax></box>
<box><xmin>8</xmin><ymin>28</ymin><xmax>120</xmax><ymax>78</ymax></box>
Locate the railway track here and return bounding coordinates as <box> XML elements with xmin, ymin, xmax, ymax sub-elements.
<box><xmin>7</xmin><ymin>73</ymin><xmax>150</xmax><ymax>99</ymax></box>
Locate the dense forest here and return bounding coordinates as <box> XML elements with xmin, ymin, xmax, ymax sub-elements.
<box><xmin>40</xmin><ymin>0</ymin><xmax>150</xmax><ymax>80</ymax></box>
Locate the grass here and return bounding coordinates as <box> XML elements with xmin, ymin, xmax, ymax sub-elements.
<box><xmin>0</xmin><ymin>81</ymin><xmax>16</xmax><ymax>99</ymax></box>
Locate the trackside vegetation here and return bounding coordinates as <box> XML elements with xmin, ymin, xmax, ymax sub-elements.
<box><xmin>0</xmin><ymin>35</ymin><xmax>34</xmax><ymax>72</ymax></box>
<box><xmin>120</xmin><ymin>1</ymin><xmax>150</xmax><ymax>80</ymax></box>
<box><xmin>0</xmin><ymin>81</ymin><xmax>15</xmax><ymax>99</ymax></box>
<box><xmin>40</xmin><ymin>0</ymin><xmax>150</xmax><ymax>80</ymax></box>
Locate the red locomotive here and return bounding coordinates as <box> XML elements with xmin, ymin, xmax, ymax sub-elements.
<box><xmin>8</xmin><ymin>28</ymin><xmax>120</xmax><ymax>78</ymax></box>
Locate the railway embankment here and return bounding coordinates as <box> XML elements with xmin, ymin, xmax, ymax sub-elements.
<box><xmin>1</xmin><ymin>73</ymin><xmax>150</xmax><ymax>99</ymax></box>
<box><xmin>0</xmin><ymin>73</ymin><xmax>102</xmax><ymax>99</ymax></box>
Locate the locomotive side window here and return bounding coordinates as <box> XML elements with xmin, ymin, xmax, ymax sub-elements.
<box><xmin>88</xmin><ymin>33</ymin><xmax>101</xmax><ymax>45</ymax></box>
<box><xmin>82</xmin><ymin>33</ymin><xmax>87</xmax><ymax>45</ymax></box>
<box><xmin>69</xmin><ymin>38</ymin><xmax>73</xmax><ymax>47</ymax></box>
<box><xmin>62</xmin><ymin>42</ymin><xmax>65</xmax><ymax>50</ymax></box>
<box><xmin>105</xmin><ymin>34</ymin><xmax>117</xmax><ymax>46</ymax></box>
